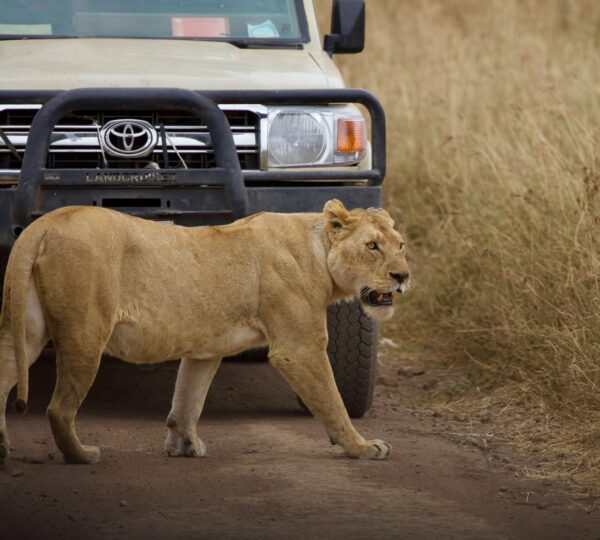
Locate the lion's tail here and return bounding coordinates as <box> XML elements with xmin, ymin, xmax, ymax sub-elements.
<box><xmin>5</xmin><ymin>223</ymin><xmax>47</xmax><ymax>414</ymax></box>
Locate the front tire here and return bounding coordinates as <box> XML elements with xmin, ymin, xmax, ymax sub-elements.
<box><xmin>327</xmin><ymin>301</ymin><xmax>378</xmax><ymax>418</ymax></box>
<box><xmin>298</xmin><ymin>301</ymin><xmax>379</xmax><ymax>418</ymax></box>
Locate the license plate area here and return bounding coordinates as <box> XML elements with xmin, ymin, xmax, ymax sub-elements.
<box><xmin>102</xmin><ymin>198</ymin><xmax>162</xmax><ymax>209</ymax></box>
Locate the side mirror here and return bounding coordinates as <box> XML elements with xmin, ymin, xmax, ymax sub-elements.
<box><xmin>324</xmin><ymin>0</ymin><xmax>365</xmax><ymax>56</ymax></box>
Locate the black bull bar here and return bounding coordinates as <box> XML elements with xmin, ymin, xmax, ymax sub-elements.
<box><xmin>0</xmin><ymin>87</ymin><xmax>386</xmax><ymax>236</ymax></box>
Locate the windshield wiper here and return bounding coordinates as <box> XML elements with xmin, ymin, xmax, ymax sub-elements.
<box><xmin>0</xmin><ymin>35</ymin><xmax>304</xmax><ymax>48</ymax></box>
<box><xmin>225</xmin><ymin>39</ymin><xmax>303</xmax><ymax>50</ymax></box>
<box><xmin>0</xmin><ymin>35</ymin><xmax>78</xmax><ymax>40</ymax></box>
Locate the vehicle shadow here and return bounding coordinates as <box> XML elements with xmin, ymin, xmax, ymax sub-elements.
<box><xmin>8</xmin><ymin>349</ymin><xmax>301</xmax><ymax>421</ymax></box>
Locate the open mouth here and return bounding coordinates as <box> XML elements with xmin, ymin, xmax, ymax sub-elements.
<box><xmin>360</xmin><ymin>288</ymin><xmax>394</xmax><ymax>307</ymax></box>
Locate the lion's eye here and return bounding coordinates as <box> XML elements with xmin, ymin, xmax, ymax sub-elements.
<box><xmin>367</xmin><ymin>241</ymin><xmax>379</xmax><ymax>251</ymax></box>
<box><xmin>399</xmin><ymin>242</ymin><xmax>405</xmax><ymax>251</ymax></box>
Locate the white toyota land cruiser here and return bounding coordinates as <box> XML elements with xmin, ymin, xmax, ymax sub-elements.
<box><xmin>0</xmin><ymin>0</ymin><xmax>387</xmax><ymax>417</ymax></box>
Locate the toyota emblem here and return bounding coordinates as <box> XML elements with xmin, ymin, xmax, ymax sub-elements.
<box><xmin>99</xmin><ymin>119</ymin><xmax>158</xmax><ymax>159</ymax></box>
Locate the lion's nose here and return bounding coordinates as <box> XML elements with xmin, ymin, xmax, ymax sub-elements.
<box><xmin>390</xmin><ymin>271</ymin><xmax>410</xmax><ymax>285</ymax></box>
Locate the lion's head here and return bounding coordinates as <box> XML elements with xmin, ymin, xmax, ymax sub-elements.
<box><xmin>323</xmin><ymin>199</ymin><xmax>410</xmax><ymax>322</ymax></box>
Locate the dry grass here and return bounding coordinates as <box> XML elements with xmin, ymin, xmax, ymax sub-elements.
<box><xmin>318</xmin><ymin>0</ymin><xmax>600</xmax><ymax>488</ymax></box>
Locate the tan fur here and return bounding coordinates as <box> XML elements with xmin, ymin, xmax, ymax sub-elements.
<box><xmin>0</xmin><ymin>200</ymin><xmax>410</xmax><ymax>464</ymax></box>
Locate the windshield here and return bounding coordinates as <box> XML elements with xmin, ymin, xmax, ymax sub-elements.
<box><xmin>0</xmin><ymin>0</ymin><xmax>308</xmax><ymax>44</ymax></box>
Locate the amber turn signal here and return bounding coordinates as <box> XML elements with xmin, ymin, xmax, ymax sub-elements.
<box><xmin>336</xmin><ymin>118</ymin><xmax>366</xmax><ymax>154</ymax></box>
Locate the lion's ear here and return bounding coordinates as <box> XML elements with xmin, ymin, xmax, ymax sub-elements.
<box><xmin>323</xmin><ymin>199</ymin><xmax>349</xmax><ymax>230</ymax></box>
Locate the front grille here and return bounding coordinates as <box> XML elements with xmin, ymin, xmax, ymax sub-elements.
<box><xmin>0</xmin><ymin>105</ymin><xmax>263</xmax><ymax>173</ymax></box>
<box><xmin>42</xmin><ymin>151</ymin><xmax>259</xmax><ymax>170</ymax></box>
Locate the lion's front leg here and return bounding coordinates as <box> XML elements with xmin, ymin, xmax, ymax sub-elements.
<box><xmin>269</xmin><ymin>343</ymin><xmax>391</xmax><ymax>460</ymax></box>
<box><xmin>165</xmin><ymin>356</ymin><xmax>221</xmax><ymax>458</ymax></box>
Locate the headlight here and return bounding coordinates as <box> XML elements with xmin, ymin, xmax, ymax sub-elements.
<box><xmin>267</xmin><ymin>106</ymin><xmax>367</xmax><ymax>168</ymax></box>
<box><xmin>269</xmin><ymin>112</ymin><xmax>327</xmax><ymax>166</ymax></box>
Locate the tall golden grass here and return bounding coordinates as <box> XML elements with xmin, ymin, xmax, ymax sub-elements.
<box><xmin>318</xmin><ymin>0</ymin><xmax>600</xmax><ymax>482</ymax></box>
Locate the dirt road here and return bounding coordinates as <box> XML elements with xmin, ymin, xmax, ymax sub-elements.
<box><xmin>1</xmin><ymin>354</ymin><xmax>598</xmax><ymax>540</ymax></box>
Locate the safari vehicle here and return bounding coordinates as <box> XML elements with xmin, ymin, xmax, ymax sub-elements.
<box><xmin>0</xmin><ymin>0</ymin><xmax>386</xmax><ymax>417</ymax></box>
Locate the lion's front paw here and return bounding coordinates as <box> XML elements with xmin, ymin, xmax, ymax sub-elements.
<box><xmin>345</xmin><ymin>439</ymin><xmax>392</xmax><ymax>460</ymax></box>
<box><xmin>165</xmin><ymin>430</ymin><xmax>207</xmax><ymax>458</ymax></box>
<box><xmin>64</xmin><ymin>445</ymin><xmax>101</xmax><ymax>465</ymax></box>
<box><xmin>368</xmin><ymin>439</ymin><xmax>392</xmax><ymax>460</ymax></box>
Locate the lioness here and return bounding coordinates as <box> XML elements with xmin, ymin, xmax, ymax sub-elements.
<box><xmin>0</xmin><ymin>200</ymin><xmax>409</xmax><ymax>464</ymax></box>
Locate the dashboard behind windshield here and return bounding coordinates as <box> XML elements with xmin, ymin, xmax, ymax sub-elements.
<box><xmin>0</xmin><ymin>0</ymin><xmax>308</xmax><ymax>43</ymax></box>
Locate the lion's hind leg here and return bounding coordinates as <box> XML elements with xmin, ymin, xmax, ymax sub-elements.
<box><xmin>166</xmin><ymin>356</ymin><xmax>222</xmax><ymax>458</ymax></box>
<box><xmin>47</xmin><ymin>349</ymin><xmax>102</xmax><ymax>464</ymax></box>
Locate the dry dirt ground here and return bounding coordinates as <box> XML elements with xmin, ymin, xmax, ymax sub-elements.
<box><xmin>1</xmin><ymin>352</ymin><xmax>599</xmax><ymax>540</ymax></box>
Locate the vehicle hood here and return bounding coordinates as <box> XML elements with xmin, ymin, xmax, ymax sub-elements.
<box><xmin>0</xmin><ymin>39</ymin><xmax>343</xmax><ymax>90</ymax></box>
